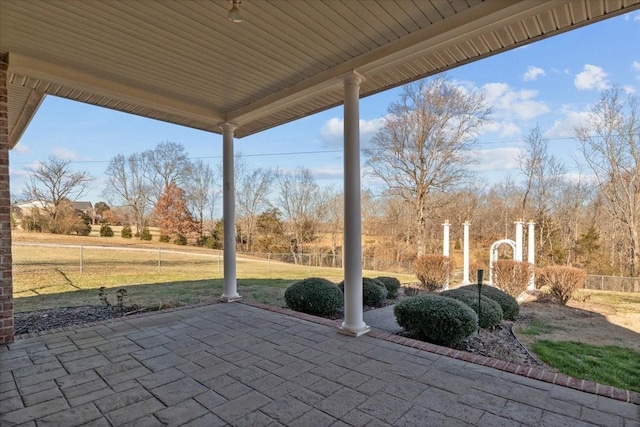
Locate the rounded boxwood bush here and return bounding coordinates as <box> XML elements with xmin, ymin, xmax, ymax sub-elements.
<box><xmin>375</xmin><ymin>276</ymin><xmax>401</xmax><ymax>299</ymax></box>
<box><xmin>363</xmin><ymin>278</ymin><xmax>388</xmax><ymax>306</ymax></box>
<box><xmin>394</xmin><ymin>295</ymin><xmax>478</xmax><ymax>345</ymax></box>
<box><xmin>457</xmin><ymin>284</ymin><xmax>520</xmax><ymax>320</ymax></box>
<box><xmin>285</xmin><ymin>277</ymin><xmax>343</xmax><ymax>316</ymax></box>
<box><xmin>338</xmin><ymin>277</ymin><xmax>388</xmax><ymax>307</ymax></box>
<box><xmin>441</xmin><ymin>289</ymin><xmax>503</xmax><ymax>328</ymax></box>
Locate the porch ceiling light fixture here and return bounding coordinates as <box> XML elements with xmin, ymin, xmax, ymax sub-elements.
<box><xmin>227</xmin><ymin>0</ymin><xmax>243</xmax><ymax>23</ymax></box>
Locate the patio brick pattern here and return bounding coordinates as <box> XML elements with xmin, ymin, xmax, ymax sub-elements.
<box><xmin>1</xmin><ymin>301</ymin><xmax>638</xmax><ymax>426</ymax></box>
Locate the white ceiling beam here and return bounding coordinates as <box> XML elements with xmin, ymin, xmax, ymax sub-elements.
<box><xmin>8</xmin><ymin>86</ymin><xmax>44</xmax><ymax>149</ymax></box>
<box><xmin>8</xmin><ymin>53</ymin><xmax>225</xmax><ymax>126</ymax></box>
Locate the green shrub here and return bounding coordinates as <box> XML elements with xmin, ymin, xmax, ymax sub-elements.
<box><xmin>441</xmin><ymin>289</ymin><xmax>503</xmax><ymax>328</ymax></box>
<box><xmin>375</xmin><ymin>276</ymin><xmax>400</xmax><ymax>299</ymax></box>
<box><xmin>457</xmin><ymin>284</ymin><xmax>520</xmax><ymax>320</ymax></box>
<box><xmin>159</xmin><ymin>234</ymin><xmax>170</xmax><ymax>243</ymax></box>
<box><xmin>284</xmin><ymin>277</ymin><xmax>343</xmax><ymax>316</ymax></box>
<box><xmin>173</xmin><ymin>235</ymin><xmax>187</xmax><ymax>245</ymax></box>
<box><xmin>394</xmin><ymin>295</ymin><xmax>478</xmax><ymax>345</ymax></box>
<box><xmin>99</xmin><ymin>224</ymin><xmax>114</xmax><ymax>237</ymax></box>
<box><xmin>121</xmin><ymin>224</ymin><xmax>133</xmax><ymax>239</ymax></box>
<box><xmin>140</xmin><ymin>226</ymin><xmax>152</xmax><ymax>241</ymax></box>
<box><xmin>363</xmin><ymin>278</ymin><xmax>388</xmax><ymax>306</ymax></box>
<box><xmin>338</xmin><ymin>277</ymin><xmax>388</xmax><ymax>307</ymax></box>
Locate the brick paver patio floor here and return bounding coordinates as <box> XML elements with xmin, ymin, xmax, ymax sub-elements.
<box><xmin>1</xmin><ymin>302</ymin><xmax>638</xmax><ymax>426</ymax></box>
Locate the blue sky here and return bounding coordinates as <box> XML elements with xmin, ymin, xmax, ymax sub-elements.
<box><xmin>10</xmin><ymin>10</ymin><xmax>640</xmax><ymax>205</ymax></box>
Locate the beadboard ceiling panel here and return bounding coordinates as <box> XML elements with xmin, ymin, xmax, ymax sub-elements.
<box><xmin>1</xmin><ymin>0</ymin><xmax>639</xmax><ymax>145</ymax></box>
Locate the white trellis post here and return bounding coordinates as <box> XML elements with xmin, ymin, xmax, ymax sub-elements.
<box><xmin>527</xmin><ymin>221</ymin><xmax>535</xmax><ymax>290</ymax></box>
<box><xmin>462</xmin><ymin>221</ymin><xmax>470</xmax><ymax>285</ymax></box>
<box><xmin>443</xmin><ymin>220</ymin><xmax>450</xmax><ymax>290</ymax></box>
<box><xmin>514</xmin><ymin>220</ymin><xmax>524</xmax><ymax>262</ymax></box>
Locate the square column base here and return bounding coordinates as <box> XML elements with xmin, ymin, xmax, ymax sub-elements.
<box><xmin>338</xmin><ymin>325</ymin><xmax>371</xmax><ymax>337</ymax></box>
<box><xmin>220</xmin><ymin>296</ymin><xmax>242</xmax><ymax>303</ymax></box>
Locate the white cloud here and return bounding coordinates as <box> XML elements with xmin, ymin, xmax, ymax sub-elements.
<box><xmin>13</xmin><ymin>143</ymin><xmax>30</xmax><ymax>154</ymax></box>
<box><xmin>51</xmin><ymin>147</ymin><xmax>80</xmax><ymax>160</ymax></box>
<box><xmin>545</xmin><ymin>107</ymin><xmax>590</xmax><ymax>138</ymax></box>
<box><xmin>320</xmin><ymin>117</ymin><xmax>385</xmax><ymax>148</ymax></box>
<box><xmin>482</xmin><ymin>121</ymin><xmax>521</xmax><ymax>137</ymax></box>
<box><xmin>633</xmin><ymin>61</ymin><xmax>640</xmax><ymax>72</ymax></box>
<box><xmin>624</xmin><ymin>85</ymin><xmax>637</xmax><ymax>94</ymax></box>
<box><xmin>467</xmin><ymin>147</ymin><xmax>522</xmax><ymax>172</ymax></box>
<box><xmin>481</xmin><ymin>83</ymin><xmax>549</xmax><ymax>121</ymax></box>
<box><xmin>310</xmin><ymin>166</ymin><xmax>343</xmax><ymax>181</ymax></box>
<box><xmin>523</xmin><ymin>66</ymin><xmax>545</xmax><ymax>81</ymax></box>
<box><xmin>574</xmin><ymin>64</ymin><xmax>610</xmax><ymax>91</ymax></box>
<box><xmin>9</xmin><ymin>168</ymin><xmax>31</xmax><ymax>179</ymax></box>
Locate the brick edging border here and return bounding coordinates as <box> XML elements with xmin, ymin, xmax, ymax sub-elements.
<box><xmin>7</xmin><ymin>299</ymin><xmax>639</xmax><ymax>405</ymax></box>
<box><xmin>241</xmin><ymin>300</ymin><xmax>640</xmax><ymax>405</ymax></box>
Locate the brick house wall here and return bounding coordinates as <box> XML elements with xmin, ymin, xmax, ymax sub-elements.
<box><xmin>0</xmin><ymin>53</ymin><xmax>14</xmax><ymax>344</ymax></box>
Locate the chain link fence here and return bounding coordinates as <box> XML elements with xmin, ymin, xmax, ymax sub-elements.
<box><xmin>12</xmin><ymin>243</ymin><xmax>414</xmax><ymax>297</ymax></box>
<box><xmin>13</xmin><ymin>243</ymin><xmax>638</xmax><ymax>294</ymax></box>
<box><xmin>583</xmin><ymin>275</ymin><xmax>640</xmax><ymax>293</ymax></box>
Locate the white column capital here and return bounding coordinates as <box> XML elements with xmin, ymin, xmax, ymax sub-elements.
<box><xmin>342</xmin><ymin>71</ymin><xmax>366</xmax><ymax>87</ymax></box>
<box><xmin>220</xmin><ymin>122</ymin><xmax>237</xmax><ymax>133</ymax></box>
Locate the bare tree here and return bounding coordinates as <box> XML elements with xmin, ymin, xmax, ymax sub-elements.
<box><xmin>365</xmin><ymin>76</ymin><xmax>491</xmax><ymax>254</ymax></box>
<box><xmin>103</xmin><ymin>153</ymin><xmax>152</xmax><ymax>235</ymax></box>
<box><xmin>236</xmin><ymin>166</ymin><xmax>275</xmax><ymax>252</ymax></box>
<box><xmin>186</xmin><ymin>159</ymin><xmax>219</xmax><ymax>238</ymax></box>
<box><xmin>322</xmin><ymin>186</ymin><xmax>343</xmax><ymax>267</ymax></box>
<box><xmin>23</xmin><ymin>156</ymin><xmax>94</xmax><ymax>232</ymax></box>
<box><xmin>142</xmin><ymin>141</ymin><xmax>192</xmax><ymax>199</ymax></box>
<box><xmin>517</xmin><ymin>125</ymin><xmax>567</xmax><ymax>265</ymax></box>
<box><xmin>576</xmin><ymin>87</ymin><xmax>640</xmax><ymax>275</ymax></box>
<box><xmin>277</xmin><ymin>167</ymin><xmax>321</xmax><ymax>263</ymax></box>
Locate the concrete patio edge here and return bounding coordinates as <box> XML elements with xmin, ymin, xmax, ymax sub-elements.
<box><xmin>8</xmin><ymin>299</ymin><xmax>640</xmax><ymax>406</ymax></box>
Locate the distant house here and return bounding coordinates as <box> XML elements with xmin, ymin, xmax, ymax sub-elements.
<box><xmin>72</xmin><ymin>201</ymin><xmax>96</xmax><ymax>224</ymax></box>
<box><xmin>14</xmin><ymin>200</ymin><xmax>97</xmax><ymax>224</ymax></box>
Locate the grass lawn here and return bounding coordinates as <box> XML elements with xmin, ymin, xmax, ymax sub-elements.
<box><xmin>531</xmin><ymin>340</ymin><xmax>640</xmax><ymax>392</ymax></box>
<box><xmin>12</xmin><ymin>235</ymin><xmax>415</xmax><ymax>312</ymax></box>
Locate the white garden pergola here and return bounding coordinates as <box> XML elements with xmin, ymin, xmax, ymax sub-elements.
<box><xmin>1</xmin><ymin>0</ymin><xmax>639</xmax><ymax>343</ymax></box>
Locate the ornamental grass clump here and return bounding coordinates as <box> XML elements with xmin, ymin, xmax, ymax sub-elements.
<box><xmin>394</xmin><ymin>294</ymin><xmax>478</xmax><ymax>346</ymax></box>
<box><xmin>458</xmin><ymin>284</ymin><xmax>520</xmax><ymax>320</ymax></box>
<box><xmin>538</xmin><ymin>266</ymin><xmax>586</xmax><ymax>305</ymax></box>
<box><xmin>374</xmin><ymin>276</ymin><xmax>401</xmax><ymax>299</ymax></box>
<box><xmin>441</xmin><ymin>289</ymin><xmax>503</xmax><ymax>328</ymax></box>
<box><xmin>285</xmin><ymin>277</ymin><xmax>343</xmax><ymax>316</ymax></box>
<box><xmin>492</xmin><ymin>259</ymin><xmax>531</xmax><ymax>298</ymax></box>
<box><xmin>413</xmin><ymin>254</ymin><xmax>452</xmax><ymax>292</ymax></box>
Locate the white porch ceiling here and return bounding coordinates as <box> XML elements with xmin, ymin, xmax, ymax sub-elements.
<box><xmin>1</xmin><ymin>0</ymin><xmax>639</xmax><ymax>146</ymax></box>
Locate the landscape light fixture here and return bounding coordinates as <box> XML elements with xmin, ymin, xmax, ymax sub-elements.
<box><xmin>228</xmin><ymin>0</ymin><xmax>243</xmax><ymax>23</ymax></box>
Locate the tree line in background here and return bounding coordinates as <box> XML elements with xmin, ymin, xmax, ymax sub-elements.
<box><xmin>14</xmin><ymin>78</ymin><xmax>639</xmax><ymax>277</ymax></box>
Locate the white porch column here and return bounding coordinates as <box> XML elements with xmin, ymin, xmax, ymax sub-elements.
<box><xmin>443</xmin><ymin>220</ymin><xmax>450</xmax><ymax>290</ymax></box>
<box><xmin>527</xmin><ymin>221</ymin><xmax>535</xmax><ymax>291</ymax></box>
<box><xmin>340</xmin><ymin>71</ymin><xmax>369</xmax><ymax>337</ymax></box>
<box><xmin>515</xmin><ymin>220</ymin><xmax>524</xmax><ymax>262</ymax></box>
<box><xmin>462</xmin><ymin>221</ymin><xmax>470</xmax><ymax>285</ymax></box>
<box><xmin>221</xmin><ymin>123</ymin><xmax>241</xmax><ymax>302</ymax></box>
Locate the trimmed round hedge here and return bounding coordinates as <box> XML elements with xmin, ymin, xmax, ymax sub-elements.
<box><xmin>457</xmin><ymin>284</ymin><xmax>520</xmax><ymax>320</ymax></box>
<box><xmin>441</xmin><ymin>289</ymin><xmax>503</xmax><ymax>328</ymax></box>
<box><xmin>338</xmin><ymin>277</ymin><xmax>388</xmax><ymax>307</ymax></box>
<box><xmin>374</xmin><ymin>276</ymin><xmax>401</xmax><ymax>299</ymax></box>
<box><xmin>394</xmin><ymin>295</ymin><xmax>478</xmax><ymax>345</ymax></box>
<box><xmin>284</xmin><ymin>277</ymin><xmax>343</xmax><ymax>316</ymax></box>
